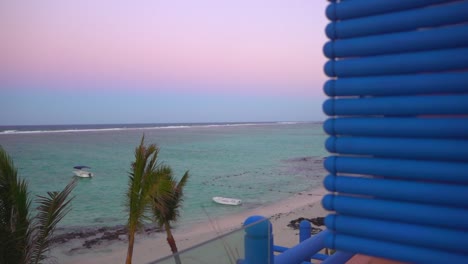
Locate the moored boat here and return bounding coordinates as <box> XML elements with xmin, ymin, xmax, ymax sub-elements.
<box><xmin>212</xmin><ymin>196</ymin><xmax>242</xmax><ymax>206</ymax></box>
<box><xmin>73</xmin><ymin>166</ymin><xmax>94</xmax><ymax>178</ymax></box>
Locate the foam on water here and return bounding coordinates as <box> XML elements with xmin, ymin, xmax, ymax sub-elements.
<box><xmin>0</xmin><ymin>122</ymin><xmax>272</xmax><ymax>135</ymax></box>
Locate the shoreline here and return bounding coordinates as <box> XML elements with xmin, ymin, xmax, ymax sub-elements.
<box><xmin>50</xmin><ymin>186</ymin><xmax>328</xmax><ymax>264</ymax></box>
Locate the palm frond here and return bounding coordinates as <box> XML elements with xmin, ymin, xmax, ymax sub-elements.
<box><xmin>29</xmin><ymin>179</ymin><xmax>77</xmax><ymax>264</ymax></box>
<box><xmin>127</xmin><ymin>141</ymin><xmax>148</xmax><ymax>229</ymax></box>
<box><xmin>152</xmin><ymin>170</ymin><xmax>189</xmax><ymax>228</ymax></box>
<box><xmin>0</xmin><ymin>146</ymin><xmax>18</xmax><ymax>181</ymax></box>
<box><xmin>0</xmin><ymin>146</ymin><xmax>21</xmax><ymax>225</ymax></box>
<box><xmin>168</xmin><ymin>171</ymin><xmax>189</xmax><ymax>224</ymax></box>
<box><xmin>150</xmin><ymin>170</ymin><xmax>175</xmax><ymax>227</ymax></box>
<box><xmin>176</xmin><ymin>171</ymin><xmax>189</xmax><ymax>197</ymax></box>
<box><xmin>151</xmin><ymin>169</ymin><xmax>190</xmax><ymax>258</ymax></box>
<box><xmin>0</xmin><ymin>146</ymin><xmax>31</xmax><ymax>264</ymax></box>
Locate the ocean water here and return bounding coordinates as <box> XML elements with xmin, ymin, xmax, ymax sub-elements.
<box><xmin>0</xmin><ymin>122</ymin><xmax>327</xmax><ymax>230</ymax></box>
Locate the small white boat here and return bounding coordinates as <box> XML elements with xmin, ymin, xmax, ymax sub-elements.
<box><xmin>73</xmin><ymin>166</ymin><xmax>94</xmax><ymax>178</ymax></box>
<box><xmin>212</xmin><ymin>196</ymin><xmax>242</xmax><ymax>206</ymax></box>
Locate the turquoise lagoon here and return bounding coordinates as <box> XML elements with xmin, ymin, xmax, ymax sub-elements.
<box><xmin>0</xmin><ymin>122</ymin><xmax>327</xmax><ymax>230</ymax></box>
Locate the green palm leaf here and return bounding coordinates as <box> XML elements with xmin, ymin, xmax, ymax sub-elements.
<box><xmin>0</xmin><ymin>146</ymin><xmax>31</xmax><ymax>264</ymax></box>
<box><xmin>152</xmin><ymin>170</ymin><xmax>189</xmax><ymax>228</ymax></box>
<box><xmin>29</xmin><ymin>179</ymin><xmax>76</xmax><ymax>264</ymax></box>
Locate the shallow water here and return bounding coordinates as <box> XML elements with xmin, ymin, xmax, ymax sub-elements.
<box><xmin>0</xmin><ymin>122</ymin><xmax>327</xmax><ymax>230</ymax></box>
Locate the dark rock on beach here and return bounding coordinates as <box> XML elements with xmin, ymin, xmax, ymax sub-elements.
<box><xmin>82</xmin><ymin>228</ymin><xmax>128</xmax><ymax>248</ymax></box>
<box><xmin>310</xmin><ymin>217</ymin><xmax>325</xmax><ymax>226</ymax></box>
<box><xmin>287</xmin><ymin>217</ymin><xmax>324</xmax><ymax>235</ymax></box>
<box><xmin>287</xmin><ymin>217</ymin><xmax>325</xmax><ymax>229</ymax></box>
<box><xmin>52</xmin><ymin>224</ymin><xmax>161</xmax><ymax>250</ymax></box>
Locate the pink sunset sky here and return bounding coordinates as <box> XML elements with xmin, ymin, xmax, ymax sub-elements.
<box><xmin>0</xmin><ymin>0</ymin><xmax>328</xmax><ymax>125</ymax></box>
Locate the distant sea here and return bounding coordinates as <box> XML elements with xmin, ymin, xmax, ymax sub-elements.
<box><xmin>0</xmin><ymin>122</ymin><xmax>327</xmax><ymax>231</ymax></box>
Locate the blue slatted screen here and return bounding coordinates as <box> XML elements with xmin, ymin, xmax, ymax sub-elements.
<box><xmin>322</xmin><ymin>1</ymin><xmax>468</xmax><ymax>263</ymax></box>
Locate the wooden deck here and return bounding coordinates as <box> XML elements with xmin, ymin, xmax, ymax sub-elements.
<box><xmin>346</xmin><ymin>255</ymin><xmax>407</xmax><ymax>264</ymax></box>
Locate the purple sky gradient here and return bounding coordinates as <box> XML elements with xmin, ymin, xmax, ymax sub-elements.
<box><xmin>0</xmin><ymin>0</ymin><xmax>328</xmax><ymax>125</ymax></box>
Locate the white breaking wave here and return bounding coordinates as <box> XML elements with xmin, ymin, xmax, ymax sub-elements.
<box><xmin>0</xmin><ymin>126</ymin><xmax>191</xmax><ymax>135</ymax></box>
<box><xmin>0</xmin><ymin>122</ymin><xmax>300</xmax><ymax>135</ymax></box>
<box><xmin>276</xmin><ymin>121</ymin><xmax>300</xmax><ymax>125</ymax></box>
<box><xmin>1</xmin><ymin>130</ymin><xmax>18</xmax><ymax>134</ymax></box>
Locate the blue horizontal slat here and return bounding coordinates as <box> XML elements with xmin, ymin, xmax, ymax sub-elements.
<box><xmin>326</xmin><ymin>1</ymin><xmax>468</xmax><ymax>39</ymax></box>
<box><xmin>324</xmin><ymin>47</ymin><xmax>468</xmax><ymax>77</ymax></box>
<box><xmin>325</xmin><ymin>137</ymin><xmax>468</xmax><ymax>162</ymax></box>
<box><xmin>325</xmin><ymin>215</ymin><xmax>468</xmax><ymax>254</ymax></box>
<box><xmin>324</xmin><ymin>156</ymin><xmax>468</xmax><ymax>184</ymax></box>
<box><xmin>326</xmin><ymin>0</ymin><xmax>451</xmax><ymax>20</ymax></box>
<box><xmin>275</xmin><ymin>230</ymin><xmax>329</xmax><ymax>264</ymax></box>
<box><xmin>324</xmin><ymin>24</ymin><xmax>468</xmax><ymax>58</ymax></box>
<box><xmin>323</xmin><ymin>118</ymin><xmax>468</xmax><ymax>138</ymax></box>
<box><xmin>323</xmin><ymin>72</ymin><xmax>468</xmax><ymax>96</ymax></box>
<box><xmin>321</xmin><ymin>194</ymin><xmax>468</xmax><ymax>230</ymax></box>
<box><xmin>324</xmin><ymin>175</ymin><xmax>468</xmax><ymax>207</ymax></box>
<box><xmin>323</xmin><ymin>95</ymin><xmax>468</xmax><ymax>116</ymax></box>
<box><xmin>324</xmin><ymin>233</ymin><xmax>468</xmax><ymax>263</ymax></box>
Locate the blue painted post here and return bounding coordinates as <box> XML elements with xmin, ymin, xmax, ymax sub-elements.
<box><xmin>299</xmin><ymin>220</ymin><xmax>312</xmax><ymax>242</ymax></box>
<box><xmin>275</xmin><ymin>230</ymin><xmax>330</xmax><ymax>264</ymax></box>
<box><xmin>243</xmin><ymin>215</ymin><xmax>273</xmax><ymax>264</ymax></box>
<box><xmin>299</xmin><ymin>220</ymin><xmax>312</xmax><ymax>263</ymax></box>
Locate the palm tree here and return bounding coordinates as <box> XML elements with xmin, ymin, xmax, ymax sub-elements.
<box><xmin>125</xmin><ymin>136</ymin><xmax>172</xmax><ymax>264</ymax></box>
<box><xmin>0</xmin><ymin>146</ymin><xmax>30</xmax><ymax>263</ymax></box>
<box><xmin>0</xmin><ymin>146</ymin><xmax>76</xmax><ymax>264</ymax></box>
<box><xmin>151</xmin><ymin>169</ymin><xmax>189</xmax><ymax>264</ymax></box>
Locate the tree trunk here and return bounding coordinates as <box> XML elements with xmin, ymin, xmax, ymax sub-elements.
<box><xmin>164</xmin><ymin>222</ymin><xmax>181</xmax><ymax>264</ymax></box>
<box><xmin>126</xmin><ymin>229</ymin><xmax>136</xmax><ymax>264</ymax></box>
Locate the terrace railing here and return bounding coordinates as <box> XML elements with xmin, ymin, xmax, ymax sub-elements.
<box><xmin>152</xmin><ymin>1</ymin><xmax>468</xmax><ymax>263</ymax></box>
<box><xmin>149</xmin><ymin>216</ymin><xmax>354</xmax><ymax>264</ymax></box>
<box><xmin>322</xmin><ymin>0</ymin><xmax>468</xmax><ymax>263</ymax></box>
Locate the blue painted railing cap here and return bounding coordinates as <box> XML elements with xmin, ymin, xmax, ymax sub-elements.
<box><xmin>325</xmin><ymin>22</ymin><xmax>337</xmax><ymax>39</ymax></box>
<box><xmin>324</xmin><ymin>174</ymin><xmax>336</xmax><ymax>192</ymax></box>
<box><xmin>323</xmin><ymin>118</ymin><xmax>335</xmax><ymax>135</ymax></box>
<box><xmin>324</xmin><ymin>60</ymin><xmax>336</xmax><ymax>77</ymax></box>
<box><xmin>323</xmin><ymin>99</ymin><xmax>335</xmax><ymax>116</ymax></box>
<box><xmin>322</xmin><ymin>194</ymin><xmax>335</xmax><ymax>211</ymax></box>
<box><xmin>244</xmin><ymin>215</ymin><xmax>271</xmax><ymax>236</ymax></box>
<box><xmin>244</xmin><ymin>215</ymin><xmax>266</xmax><ymax>226</ymax></box>
<box><xmin>323</xmin><ymin>41</ymin><xmax>335</xmax><ymax>59</ymax></box>
<box><xmin>325</xmin><ymin>3</ymin><xmax>337</xmax><ymax>21</ymax></box>
<box><xmin>300</xmin><ymin>220</ymin><xmax>311</xmax><ymax>229</ymax></box>
<box><xmin>324</xmin><ymin>156</ymin><xmax>336</xmax><ymax>173</ymax></box>
<box><xmin>323</xmin><ymin>80</ymin><xmax>335</xmax><ymax>96</ymax></box>
<box><xmin>325</xmin><ymin>137</ymin><xmax>336</xmax><ymax>153</ymax></box>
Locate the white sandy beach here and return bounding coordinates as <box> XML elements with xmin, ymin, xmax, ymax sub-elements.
<box><xmin>51</xmin><ymin>187</ymin><xmax>329</xmax><ymax>264</ymax></box>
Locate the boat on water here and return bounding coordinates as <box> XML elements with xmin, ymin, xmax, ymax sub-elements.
<box><xmin>73</xmin><ymin>166</ymin><xmax>94</xmax><ymax>178</ymax></box>
<box><xmin>212</xmin><ymin>196</ymin><xmax>242</xmax><ymax>206</ymax></box>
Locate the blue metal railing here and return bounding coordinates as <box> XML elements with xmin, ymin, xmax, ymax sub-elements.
<box><xmin>323</xmin><ymin>118</ymin><xmax>468</xmax><ymax>138</ymax></box>
<box><xmin>325</xmin><ymin>215</ymin><xmax>468</xmax><ymax>254</ymax></box>
<box><xmin>323</xmin><ymin>72</ymin><xmax>468</xmax><ymax>96</ymax></box>
<box><xmin>325</xmin><ymin>1</ymin><xmax>468</xmax><ymax>39</ymax></box>
<box><xmin>239</xmin><ymin>216</ymin><xmax>354</xmax><ymax>264</ymax></box>
<box><xmin>322</xmin><ymin>195</ymin><xmax>468</xmax><ymax>230</ymax></box>
<box><xmin>324</xmin><ymin>175</ymin><xmax>468</xmax><ymax>207</ymax></box>
<box><xmin>324</xmin><ymin>156</ymin><xmax>468</xmax><ymax>184</ymax></box>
